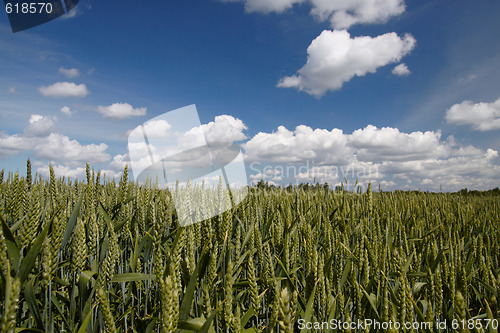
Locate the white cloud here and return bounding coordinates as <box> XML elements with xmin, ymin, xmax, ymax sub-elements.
<box><xmin>242</xmin><ymin>122</ymin><xmax>500</xmax><ymax>191</ymax></box>
<box><xmin>265</xmin><ymin>168</ymin><xmax>281</xmax><ymax>176</ymax></box>
<box><xmin>224</xmin><ymin>1</ymin><xmax>410</xmax><ymax>96</ymax></box>
<box><xmin>3</xmin><ymin>112</ymin><xmax>498</xmax><ymax>191</ymax></box>
<box><xmin>96</xmin><ymin>103</ymin><xmax>147</xmax><ymax>120</ymax></box>
<box><xmin>377</xmin><ymin>151</ymin><xmax>500</xmax><ymax>191</ymax></box>
<box><xmin>392</xmin><ymin>63</ymin><xmax>411</xmax><ymax>76</ymax></box>
<box><xmin>0</xmin><ymin>115</ymin><xmax>110</xmax><ymax>167</ymax></box>
<box><xmin>243</xmin><ymin>125</ymin><xmax>351</xmax><ymax>164</ymax></box>
<box><xmin>29</xmin><ymin>115</ymin><xmax>44</xmax><ymax>123</ymax></box>
<box><xmin>224</xmin><ymin>0</ymin><xmax>405</xmax><ymax>28</ymax></box>
<box><xmin>239</xmin><ymin>0</ymin><xmax>305</xmax><ymax>13</ymax></box>
<box><xmin>202</xmin><ymin>115</ymin><xmax>248</xmax><ymax>143</ymax></box>
<box><xmin>39</xmin><ymin>82</ymin><xmax>89</xmax><ymax>98</ymax></box>
<box><xmin>0</xmin><ymin>133</ymin><xmax>35</xmax><ymax>158</ymax></box>
<box><xmin>100</xmin><ymin>169</ymin><xmax>123</xmax><ymax>181</ymax></box>
<box><xmin>242</xmin><ymin>123</ymin><xmax>468</xmax><ymax>166</ymax></box>
<box><xmin>250</xmin><ymin>173</ymin><xmax>267</xmax><ymax>180</ymax></box>
<box><xmin>58</xmin><ymin>67</ymin><xmax>80</xmax><ymax>78</ymax></box>
<box><xmin>378</xmin><ymin>180</ymin><xmax>396</xmax><ymax>188</ymax></box>
<box><xmin>486</xmin><ymin>148</ymin><xmax>498</xmax><ymax>160</ymax></box>
<box><xmin>8</xmin><ymin>86</ymin><xmax>16</xmax><ymax>94</ymax></box>
<box><xmin>35</xmin><ymin>163</ymin><xmax>123</xmax><ymax>181</ymax></box>
<box><xmin>109</xmin><ymin>154</ymin><xmax>129</xmax><ymax>171</ymax></box>
<box><xmin>32</xmin><ymin>133</ymin><xmax>110</xmax><ymax>166</ymax></box>
<box><xmin>142</xmin><ymin>119</ymin><xmax>172</xmax><ymax>139</ymax></box>
<box><xmin>61</xmin><ymin>106</ymin><xmax>74</xmax><ymax>116</ymax></box>
<box><xmin>277</xmin><ymin>30</ymin><xmax>416</xmax><ymax>96</ymax></box>
<box><xmin>309</xmin><ymin>0</ymin><xmax>406</xmax><ymax>29</ymax></box>
<box><xmin>445</xmin><ymin>97</ymin><xmax>500</xmax><ymax>131</ymax></box>
<box><xmin>36</xmin><ymin>164</ymin><xmax>87</xmax><ymax>180</ymax></box>
<box><xmin>25</xmin><ymin>115</ymin><xmax>57</xmax><ymax>137</ymax></box>
<box><xmin>180</xmin><ymin>115</ymin><xmax>248</xmax><ymax>147</ymax></box>
<box><xmin>349</xmin><ymin>125</ymin><xmax>449</xmax><ymax>162</ymax></box>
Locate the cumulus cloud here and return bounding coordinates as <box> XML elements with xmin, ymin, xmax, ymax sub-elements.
<box><xmin>3</xmin><ymin>112</ymin><xmax>498</xmax><ymax>191</ymax></box>
<box><xmin>35</xmin><ymin>163</ymin><xmax>122</xmax><ymax>181</ymax></box>
<box><xmin>223</xmin><ymin>1</ymin><xmax>411</xmax><ymax>95</ymax></box>
<box><xmin>176</xmin><ymin>115</ymin><xmax>248</xmax><ymax>150</ymax></box>
<box><xmin>61</xmin><ymin>106</ymin><xmax>74</xmax><ymax>116</ymax></box>
<box><xmin>0</xmin><ymin>132</ymin><xmax>109</xmax><ymax>166</ymax></box>
<box><xmin>243</xmin><ymin>125</ymin><xmax>351</xmax><ymax>163</ymax></box>
<box><xmin>242</xmin><ymin>122</ymin><xmax>500</xmax><ymax>191</ymax></box>
<box><xmin>39</xmin><ymin>82</ymin><xmax>89</xmax><ymax>98</ymax></box>
<box><xmin>224</xmin><ymin>0</ymin><xmax>405</xmax><ymax>28</ymax></box>
<box><xmin>310</xmin><ymin>0</ymin><xmax>406</xmax><ymax>29</ymax></box>
<box><xmin>349</xmin><ymin>125</ymin><xmax>449</xmax><ymax>162</ymax></box>
<box><xmin>445</xmin><ymin>97</ymin><xmax>500</xmax><ymax>131</ymax></box>
<box><xmin>377</xmin><ymin>151</ymin><xmax>500</xmax><ymax>191</ymax></box>
<box><xmin>243</xmin><ymin>123</ymin><xmax>470</xmax><ymax>165</ymax></box>
<box><xmin>32</xmin><ymin>133</ymin><xmax>109</xmax><ymax>166</ymax></box>
<box><xmin>58</xmin><ymin>67</ymin><xmax>80</xmax><ymax>78</ymax></box>
<box><xmin>109</xmin><ymin>154</ymin><xmax>130</xmax><ymax>171</ymax></box>
<box><xmin>0</xmin><ymin>133</ymin><xmax>34</xmax><ymax>158</ymax></box>
<box><xmin>142</xmin><ymin>119</ymin><xmax>172</xmax><ymax>139</ymax></box>
<box><xmin>97</xmin><ymin>103</ymin><xmax>147</xmax><ymax>120</ymax></box>
<box><xmin>36</xmin><ymin>164</ymin><xmax>87</xmax><ymax>180</ymax></box>
<box><xmin>0</xmin><ymin>115</ymin><xmax>110</xmax><ymax>167</ymax></box>
<box><xmin>392</xmin><ymin>63</ymin><xmax>411</xmax><ymax>76</ymax></box>
<box><xmin>277</xmin><ymin>30</ymin><xmax>416</xmax><ymax>96</ymax></box>
<box><xmin>250</xmin><ymin>173</ymin><xmax>267</xmax><ymax>180</ymax></box>
<box><xmin>24</xmin><ymin>115</ymin><xmax>57</xmax><ymax>137</ymax></box>
<box><xmin>195</xmin><ymin>115</ymin><xmax>247</xmax><ymax>144</ymax></box>
<box><xmin>266</xmin><ymin>168</ymin><xmax>281</xmax><ymax>176</ymax></box>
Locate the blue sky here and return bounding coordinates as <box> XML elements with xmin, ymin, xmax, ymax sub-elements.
<box><xmin>1</xmin><ymin>0</ymin><xmax>499</xmax><ymax>191</ymax></box>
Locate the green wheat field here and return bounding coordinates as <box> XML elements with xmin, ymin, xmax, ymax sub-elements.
<box><xmin>0</xmin><ymin>161</ymin><xmax>499</xmax><ymax>332</ymax></box>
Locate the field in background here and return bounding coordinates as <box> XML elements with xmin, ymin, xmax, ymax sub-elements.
<box><xmin>0</xmin><ymin>162</ymin><xmax>499</xmax><ymax>332</ymax></box>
